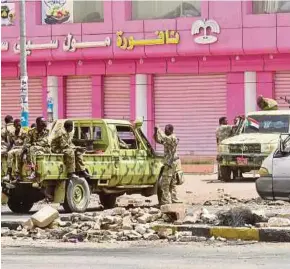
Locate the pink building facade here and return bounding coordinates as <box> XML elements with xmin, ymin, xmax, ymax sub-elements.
<box><xmin>2</xmin><ymin>0</ymin><xmax>290</xmax><ymax>156</ymax></box>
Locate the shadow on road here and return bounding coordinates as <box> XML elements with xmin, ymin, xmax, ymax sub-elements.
<box><xmin>202</xmin><ymin>178</ymin><xmax>257</xmax><ymax>184</ymax></box>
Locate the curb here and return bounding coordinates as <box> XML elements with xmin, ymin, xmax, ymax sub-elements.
<box><xmin>153</xmin><ymin>224</ymin><xmax>290</xmax><ymax>242</ymax></box>
<box><xmin>1</xmin><ymin>221</ymin><xmax>23</xmax><ymax>230</ymax></box>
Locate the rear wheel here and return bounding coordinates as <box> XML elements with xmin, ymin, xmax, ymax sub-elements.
<box><xmin>220</xmin><ymin>166</ymin><xmax>232</xmax><ymax>182</ymax></box>
<box><xmin>62</xmin><ymin>177</ymin><xmax>90</xmax><ymax>213</ymax></box>
<box><xmin>99</xmin><ymin>193</ymin><xmax>117</xmax><ymax>209</ymax></box>
<box><xmin>7</xmin><ymin>196</ymin><xmax>34</xmax><ymax>214</ymax></box>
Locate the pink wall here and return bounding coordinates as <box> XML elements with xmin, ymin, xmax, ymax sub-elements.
<box><xmin>2</xmin><ymin>0</ymin><xmax>290</xmax><ymax>64</ymax></box>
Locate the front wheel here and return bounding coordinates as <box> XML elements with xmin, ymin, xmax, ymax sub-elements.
<box><xmin>220</xmin><ymin>166</ymin><xmax>232</xmax><ymax>182</ymax></box>
<box><xmin>7</xmin><ymin>196</ymin><xmax>34</xmax><ymax>214</ymax></box>
<box><xmin>62</xmin><ymin>177</ymin><xmax>90</xmax><ymax>213</ymax></box>
<box><xmin>99</xmin><ymin>193</ymin><xmax>117</xmax><ymax>209</ymax></box>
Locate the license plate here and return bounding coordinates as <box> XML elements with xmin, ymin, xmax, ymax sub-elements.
<box><xmin>237</xmin><ymin>157</ymin><xmax>248</xmax><ymax>165</ymax></box>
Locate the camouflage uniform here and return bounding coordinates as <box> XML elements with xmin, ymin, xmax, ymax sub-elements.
<box><xmin>216</xmin><ymin>125</ymin><xmax>234</xmax><ymax>180</ymax></box>
<box><xmin>51</xmin><ymin>130</ymin><xmax>85</xmax><ymax>174</ymax></box>
<box><xmin>1</xmin><ymin>123</ymin><xmax>15</xmax><ymax>154</ymax></box>
<box><xmin>155</xmin><ymin>128</ymin><xmax>181</xmax><ymax>205</ymax></box>
<box><xmin>25</xmin><ymin>128</ymin><xmax>50</xmax><ymax>168</ymax></box>
<box><xmin>259</xmin><ymin>98</ymin><xmax>278</xmax><ymax>111</ymax></box>
<box><xmin>7</xmin><ymin>128</ymin><xmax>27</xmax><ymax>174</ymax></box>
<box><xmin>216</xmin><ymin>125</ymin><xmax>233</xmax><ymax>145</ymax></box>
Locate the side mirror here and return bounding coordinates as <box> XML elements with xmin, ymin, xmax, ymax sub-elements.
<box><xmin>278</xmin><ymin>136</ymin><xmax>285</xmax><ymax>153</ymax></box>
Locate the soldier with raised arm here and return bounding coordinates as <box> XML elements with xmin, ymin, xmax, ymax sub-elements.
<box><xmin>154</xmin><ymin>124</ymin><xmax>182</xmax><ymax>205</ymax></box>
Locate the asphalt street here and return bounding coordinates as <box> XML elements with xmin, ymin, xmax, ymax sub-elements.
<box><xmin>2</xmin><ymin>241</ymin><xmax>290</xmax><ymax>269</ymax></box>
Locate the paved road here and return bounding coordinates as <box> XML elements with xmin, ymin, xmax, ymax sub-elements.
<box><xmin>2</xmin><ymin>241</ymin><xmax>290</xmax><ymax>269</ymax></box>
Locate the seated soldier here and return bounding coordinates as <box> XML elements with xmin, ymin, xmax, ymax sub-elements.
<box><xmin>3</xmin><ymin>119</ymin><xmax>27</xmax><ymax>182</ymax></box>
<box><xmin>23</xmin><ymin>117</ymin><xmax>51</xmax><ymax>180</ymax></box>
<box><xmin>1</xmin><ymin>115</ymin><xmax>15</xmax><ymax>155</ymax></box>
<box><xmin>257</xmin><ymin>95</ymin><xmax>278</xmax><ymax>111</ymax></box>
<box><xmin>51</xmin><ymin>120</ymin><xmax>89</xmax><ymax>179</ymax></box>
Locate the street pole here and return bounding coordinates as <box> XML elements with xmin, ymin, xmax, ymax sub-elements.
<box><xmin>19</xmin><ymin>0</ymin><xmax>29</xmax><ymax>128</ymax></box>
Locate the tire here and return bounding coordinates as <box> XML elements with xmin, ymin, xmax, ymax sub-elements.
<box><xmin>220</xmin><ymin>166</ymin><xmax>232</xmax><ymax>182</ymax></box>
<box><xmin>62</xmin><ymin>177</ymin><xmax>90</xmax><ymax>213</ymax></box>
<box><xmin>99</xmin><ymin>193</ymin><xmax>117</xmax><ymax>209</ymax></box>
<box><xmin>7</xmin><ymin>196</ymin><xmax>34</xmax><ymax>214</ymax></box>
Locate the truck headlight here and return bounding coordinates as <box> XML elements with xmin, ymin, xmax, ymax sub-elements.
<box><xmin>258</xmin><ymin>167</ymin><xmax>272</xmax><ymax>177</ymax></box>
<box><xmin>219</xmin><ymin>144</ymin><xmax>229</xmax><ymax>153</ymax></box>
<box><xmin>261</xmin><ymin>143</ymin><xmax>277</xmax><ymax>153</ymax></box>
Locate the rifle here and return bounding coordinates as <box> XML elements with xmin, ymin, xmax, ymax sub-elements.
<box><xmin>280</xmin><ymin>96</ymin><xmax>290</xmax><ymax>108</ymax></box>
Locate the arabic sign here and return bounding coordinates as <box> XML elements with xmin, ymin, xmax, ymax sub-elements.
<box><xmin>63</xmin><ymin>33</ymin><xmax>111</xmax><ymax>52</ymax></box>
<box><xmin>14</xmin><ymin>40</ymin><xmax>59</xmax><ymax>56</ymax></box>
<box><xmin>116</xmin><ymin>30</ymin><xmax>180</xmax><ymax>50</ymax></box>
<box><xmin>1</xmin><ymin>2</ymin><xmax>15</xmax><ymax>26</ymax></box>
<box><xmin>42</xmin><ymin>0</ymin><xmax>72</xmax><ymax>25</ymax></box>
<box><xmin>191</xmin><ymin>19</ymin><xmax>220</xmax><ymax>45</ymax></box>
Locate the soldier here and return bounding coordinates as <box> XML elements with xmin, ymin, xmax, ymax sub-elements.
<box><xmin>154</xmin><ymin>124</ymin><xmax>182</xmax><ymax>205</ymax></box>
<box><xmin>257</xmin><ymin>95</ymin><xmax>278</xmax><ymax>111</ymax></box>
<box><xmin>3</xmin><ymin>119</ymin><xmax>27</xmax><ymax>182</ymax></box>
<box><xmin>216</xmin><ymin>117</ymin><xmax>234</xmax><ymax>180</ymax></box>
<box><xmin>51</xmin><ymin>120</ymin><xmax>89</xmax><ymax>179</ymax></box>
<box><xmin>1</xmin><ymin>115</ymin><xmax>15</xmax><ymax>154</ymax></box>
<box><xmin>24</xmin><ymin>117</ymin><xmax>51</xmax><ymax>180</ymax></box>
<box><xmin>30</xmin><ymin>123</ymin><xmax>36</xmax><ymax>129</ymax></box>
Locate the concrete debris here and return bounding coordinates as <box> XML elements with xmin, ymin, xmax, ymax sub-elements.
<box><xmin>31</xmin><ymin>206</ymin><xmax>59</xmax><ymax>228</ymax></box>
<box><xmin>157</xmin><ymin>228</ymin><xmax>173</xmax><ymax>239</ymax></box>
<box><xmin>267</xmin><ymin>217</ymin><xmax>290</xmax><ymax>227</ymax></box>
<box><xmin>3</xmin><ymin>203</ymin><xmax>287</xmax><ymax>243</ymax></box>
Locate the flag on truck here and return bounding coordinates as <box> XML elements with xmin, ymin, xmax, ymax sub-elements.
<box><xmin>246</xmin><ymin>117</ymin><xmax>259</xmax><ymax>130</ymax></box>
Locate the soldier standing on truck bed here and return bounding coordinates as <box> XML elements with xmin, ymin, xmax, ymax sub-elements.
<box><xmin>257</xmin><ymin>95</ymin><xmax>278</xmax><ymax>111</ymax></box>
<box><xmin>51</xmin><ymin>120</ymin><xmax>90</xmax><ymax>179</ymax></box>
<box><xmin>154</xmin><ymin>124</ymin><xmax>182</xmax><ymax>205</ymax></box>
<box><xmin>23</xmin><ymin>117</ymin><xmax>51</xmax><ymax>180</ymax></box>
<box><xmin>1</xmin><ymin>115</ymin><xmax>15</xmax><ymax>154</ymax></box>
<box><xmin>3</xmin><ymin>119</ymin><xmax>27</xmax><ymax>182</ymax></box>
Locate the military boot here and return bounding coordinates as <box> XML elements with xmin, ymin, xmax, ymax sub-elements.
<box><xmin>2</xmin><ymin>167</ymin><xmax>12</xmax><ymax>182</ymax></box>
<box><xmin>79</xmin><ymin>170</ymin><xmax>90</xmax><ymax>178</ymax></box>
<box><xmin>68</xmin><ymin>173</ymin><xmax>79</xmax><ymax>179</ymax></box>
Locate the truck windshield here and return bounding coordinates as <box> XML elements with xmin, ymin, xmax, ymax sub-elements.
<box><xmin>244</xmin><ymin>115</ymin><xmax>290</xmax><ymax>134</ymax></box>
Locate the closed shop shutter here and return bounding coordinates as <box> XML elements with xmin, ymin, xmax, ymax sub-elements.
<box><xmin>154</xmin><ymin>74</ymin><xmax>227</xmax><ymax>156</ymax></box>
<box><xmin>66</xmin><ymin>76</ymin><xmax>92</xmax><ymax>118</ymax></box>
<box><xmin>1</xmin><ymin>78</ymin><xmax>43</xmax><ymax>125</ymax></box>
<box><xmin>104</xmin><ymin>76</ymin><xmax>130</xmax><ymax>120</ymax></box>
<box><xmin>275</xmin><ymin>72</ymin><xmax>290</xmax><ymax>110</ymax></box>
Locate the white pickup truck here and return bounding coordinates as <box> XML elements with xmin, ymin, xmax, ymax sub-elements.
<box><xmin>256</xmin><ymin>133</ymin><xmax>290</xmax><ymax>201</ymax></box>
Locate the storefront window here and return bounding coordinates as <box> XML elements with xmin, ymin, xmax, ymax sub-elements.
<box><xmin>42</xmin><ymin>0</ymin><xmax>104</xmax><ymax>25</ymax></box>
<box><xmin>253</xmin><ymin>0</ymin><xmax>290</xmax><ymax>14</ymax></box>
<box><xmin>132</xmin><ymin>0</ymin><xmax>201</xmax><ymax>20</ymax></box>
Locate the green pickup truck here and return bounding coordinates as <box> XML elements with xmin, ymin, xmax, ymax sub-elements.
<box><xmin>1</xmin><ymin>118</ymin><xmax>164</xmax><ymax>213</ymax></box>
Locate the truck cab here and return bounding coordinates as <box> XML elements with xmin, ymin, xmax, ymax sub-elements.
<box><xmin>218</xmin><ymin>110</ymin><xmax>290</xmax><ymax>181</ymax></box>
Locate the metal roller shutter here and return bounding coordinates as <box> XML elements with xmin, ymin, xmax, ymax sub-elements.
<box><xmin>154</xmin><ymin>74</ymin><xmax>227</xmax><ymax>156</ymax></box>
<box><xmin>66</xmin><ymin>76</ymin><xmax>92</xmax><ymax>118</ymax></box>
<box><xmin>104</xmin><ymin>76</ymin><xmax>131</xmax><ymax>120</ymax></box>
<box><xmin>275</xmin><ymin>72</ymin><xmax>290</xmax><ymax>110</ymax></box>
<box><xmin>1</xmin><ymin>78</ymin><xmax>43</xmax><ymax>125</ymax></box>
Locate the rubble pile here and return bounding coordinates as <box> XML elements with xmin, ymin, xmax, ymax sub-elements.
<box><xmin>203</xmin><ymin>189</ymin><xmax>289</xmax><ymax>207</ymax></box>
<box><xmin>2</xmin><ymin>205</ymin><xmax>290</xmax><ymax>243</ymax></box>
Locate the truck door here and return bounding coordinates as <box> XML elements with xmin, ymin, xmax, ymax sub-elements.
<box><xmin>272</xmin><ymin>135</ymin><xmax>290</xmax><ymax>199</ymax></box>
<box><xmin>109</xmin><ymin>125</ymin><xmax>144</xmax><ymax>186</ymax></box>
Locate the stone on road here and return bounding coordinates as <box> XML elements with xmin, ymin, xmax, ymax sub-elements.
<box><xmin>2</xmin><ymin>240</ymin><xmax>290</xmax><ymax>269</ymax></box>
